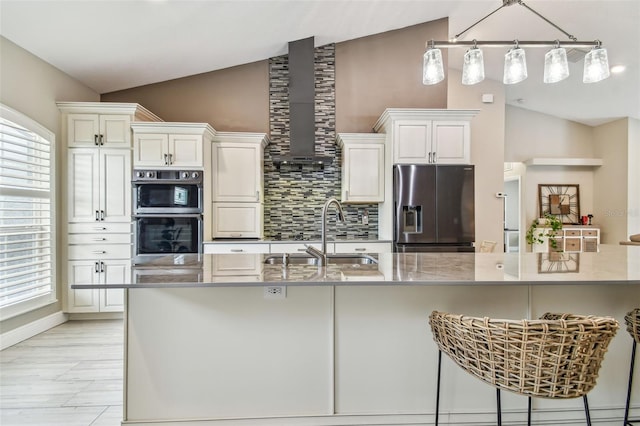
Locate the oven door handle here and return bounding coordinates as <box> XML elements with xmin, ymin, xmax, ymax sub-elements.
<box><xmin>134</xmin><ymin>214</ymin><xmax>203</xmax><ymax>219</ymax></box>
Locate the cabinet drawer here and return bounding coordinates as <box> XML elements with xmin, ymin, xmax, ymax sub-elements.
<box><xmin>564</xmin><ymin>238</ymin><xmax>581</xmax><ymax>252</ymax></box>
<box><xmin>270</xmin><ymin>242</ymin><xmax>328</xmax><ymax>254</ymax></box>
<box><xmin>209</xmin><ymin>254</ymin><xmax>263</xmax><ymax>276</ymax></box>
<box><xmin>583</xmin><ymin>230</ymin><xmax>598</xmax><ymax>237</ymax></box>
<box><xmin>203</xmin><ymin>243</ymin><xmax>269</xmax><ymax>254</ymax></box>
<box><xmin>68</xmin><ymin>233</ymin><xmax>131</xmax><ymax>245</ymax></box>
<box><xmin>334</xmin><ymin>242</ymin><xmax>392</xmax><ymax>254</ymax></box>
<box><xmin>564</xmin><ymin>230</ymin><xmax>581</xmax><ymax>237</ymax></box>
<box><xmin>68</xmin><ymin>244</ymin><xmax>131</xmax><ymax>260</ymax></box>
<box><xmin>68</xmin><ymin>222</ymin><xmax>131</xmax><ymax>234</ymax></box>
<box><xmin>583</xmin><ymin>238</ymin><xmax>599</xmax><ymax>252</ymax></box>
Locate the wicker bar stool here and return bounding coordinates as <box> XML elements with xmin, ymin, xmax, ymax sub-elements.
<box><xmin>429</xmin><ymin>311</ymin><xmax>619</xmax><ymax>426</ymax></box>
<box><xmin>625</xmin><ymin>308</ymin><xmax>640</xmax><ymax>426</ymax></box>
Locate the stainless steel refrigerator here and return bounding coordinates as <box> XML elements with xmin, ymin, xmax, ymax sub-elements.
<box><xmin>393</xmin><ymin>164</ymin><xmax>475</xmax><ymax>252</ymax></box>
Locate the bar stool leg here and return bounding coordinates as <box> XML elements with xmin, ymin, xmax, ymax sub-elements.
<box><xmin>625</xmin><ymin>340</ymin><xmax>637</xmax><ymax>426</ymax></box>
<box><xmin>496</xmin><ymin>389</ymin><xmax>502</xmax><ymax>426</ymax></box>
<box><xmin>435</xmin><ymin>350</ymin><xmax>442</xmax><ymax>426</ymax></box>
<box><xmin>583</xmin><ymin>395</ymin><xmax>591</xmax><ymax>426</ymax></box>
<box><xmin>527</xmin><ymin>396</ymin><xmax>532</xmax><ymax>426</ymax></box>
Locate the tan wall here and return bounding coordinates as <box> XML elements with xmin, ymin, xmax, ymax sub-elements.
<box><xmin>335</xmin><ymin>19</ymin><xmax>448</xmax><ymax>132</ymax></box>
<box><xmin>594</xmin><ymin>118</ymin><xmax>629</xmax><ymax>243</ymax></box>
<box><xmin>447</xmin><ymin>69</ymin><xmax>506</xmax><ymax>251</ymax></box>
<box><xmin>102</xmin><ymin>61</ymin><xmax>270</xmax><ymax>132</ymax></box>
<box><xmin>0</xmin><ymin>36</ymin><xmax>99</xmax><ymax>333</ymax></box>
<box><xmin>102</xmin><ymin>20</ymin><xmax>448</xmax><ymax>134</ymax></box>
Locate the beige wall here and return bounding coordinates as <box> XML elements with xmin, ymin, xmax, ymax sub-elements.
<box><xmin>447</xmin><ymin>69</ymin><xmax>506</xmax><ymax>251</ymax></box>
<box><xmin>0</xmin><ymin>36</ymin><xmax>99</xmax><ymax>333</ymax></box>
<box><xmin>102</xmin><ymin>61</ymin><xmax>270</xmax><ymax>132</ymax></box>
<box><xmin>628</xmin><ymin>118</ymin><xmax>640</xmax><ymax>237</ymax></box>
<box><xmin>505</xmin><ymin>105</ymin><xmax>594</xmax><ymax>162</ymax></box>
<box><xmin>335</xmin><ymin>19</ymin><xmax>448</xmax><ymax>132</ymax></box>
<box><xmin>594</xmin><ymin>118</ymin><xmax>629</xmax><ymax>243</ymax></box>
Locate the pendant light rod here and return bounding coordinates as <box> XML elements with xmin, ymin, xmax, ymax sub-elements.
<box><xmin>427</xmin><ymin>40</ymin><xmax>600</xmax><ymax>48</ymax></box>
<box><xmin>453</xmin><ymin>0</ymin><xmax>580</xmax><ymax>43</ymax></box>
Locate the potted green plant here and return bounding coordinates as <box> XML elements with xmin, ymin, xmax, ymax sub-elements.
<box><xmin>526</xmin><ymin>213</ymin><xmax>563</xmax><ymax>252</ymax></box>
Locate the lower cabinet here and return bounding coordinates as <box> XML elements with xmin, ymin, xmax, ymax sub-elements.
<box><xmin>67</xmin><ymin>259</ymin><xmax>129</xmax><ymax>313</ymax></box>
<box><xmin>211</xmin><ymin>203</ymin><xmax>263</xmax><ymax>239</ymax></box>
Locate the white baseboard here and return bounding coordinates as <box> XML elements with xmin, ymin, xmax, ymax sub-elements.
<box><xmin>0</xmin><ymin>311</ymin><xmax>68</xmax><ymax>350</ymax></box>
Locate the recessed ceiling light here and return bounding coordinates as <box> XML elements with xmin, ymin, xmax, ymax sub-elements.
<box><xmin>611</xmin><ymin>65</ymin><xmax>626</xmax><ymax>74</ymax></box>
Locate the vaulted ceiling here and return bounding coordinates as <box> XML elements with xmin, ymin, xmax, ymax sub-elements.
<box><xmin>1</xmin><ymin>0</ymin><xmax>638</xmax><ymax>126</ymax></box>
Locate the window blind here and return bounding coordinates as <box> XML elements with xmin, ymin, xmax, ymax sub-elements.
<box><xmin>0</xmin><ymin>115</ymin><xmax>53</xmax><ymax>310</ymax></box>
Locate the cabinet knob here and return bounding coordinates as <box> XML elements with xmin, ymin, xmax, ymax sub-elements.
<box><xmin>164</xmin><ymin>154</ymin><xmax>168</xmax><ymax>165</ymax></box>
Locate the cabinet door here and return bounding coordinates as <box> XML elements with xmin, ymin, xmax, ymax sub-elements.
<box><xmin>212</xmin><ymin>203</ymin><xmax>263</xmax><ymax>238</ymax></box>
<box><xmin>133</xmin><ymin>133</ymin><xmax>169</xmax><ymax>167</ymax></box>
<box><xmin>68</xmin><ymin>148</ymin><xmax>100</xmax><ymax>223</ymax></box>
<box><xmin>100</xmin><ymin>148</ymin><xmax>131</xmax><ymax>222</ymax></box>
<box><xmin>393</xmin><ymin>120</ymin><xmax>432</xmax><ymax>164</ymax></box>
<box><xmin>342</xmin><ymin>143</ymin><xmax>384</xmax><ymax>203</ymax></box>
<box><xmin>212</xmin><ymin>143</ymin><xmax>261</xmax><ymax>202</ymax></box>
<box><xmin>432</xmin><ymin>121</ymin><xmax>470</xmax><ymax>164</ymax></box>
<box><xmin>99</xmin><ymin>259</ymin><xmax>128</xmax><ymax>312</ymax></box>
<box><xmin>67</xmin><ymin>114</ymin><xmax>100</xmax><ymax>147</ymax></box>
<box><xmin>67</xmin><ymin>261</ymin><xmax>100</xmax><ymax>313</ymax></box>
<box><xmin>168</xmin><ymin>134</ymin><xmax>203</xmax><ymax>168</ymax></box>
<box><xmin>99</xmin><ymin>115</ymin><xmax>131</xmax><ymax>148</ymax></box>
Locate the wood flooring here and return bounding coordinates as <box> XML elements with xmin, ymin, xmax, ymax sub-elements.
<box><xmin>1</xmin><ymin>319</ymin><xmax>124</xmax><ymax>426</ymax></box>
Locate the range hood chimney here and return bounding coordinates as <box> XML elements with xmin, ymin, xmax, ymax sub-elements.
<box><xmin>273</xmin><ymin>37</ymin><xmax>333</xmax><ymax>168</ymax></box>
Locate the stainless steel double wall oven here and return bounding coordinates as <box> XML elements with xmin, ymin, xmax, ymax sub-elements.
<box><xmin>132</xmin><ymin>169</ymin><xmax>203</xmax><ymax>264</ymax></box>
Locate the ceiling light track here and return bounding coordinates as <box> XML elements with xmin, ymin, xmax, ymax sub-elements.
<box><xmin>423</xmin><ymin>0</ymin><xmax>610</xmax><ymax>86</ymax></box>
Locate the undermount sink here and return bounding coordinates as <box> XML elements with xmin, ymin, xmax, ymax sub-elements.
<box><xmin>264</xmin><ymin>254</ymin><xmax>378</xmax><ymax>266</ymax></box>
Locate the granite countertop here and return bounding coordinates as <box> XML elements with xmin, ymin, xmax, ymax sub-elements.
<box><xmin>71</xmin><ymin>245</ymin><xmax>640</xmax><ymax>289</ymax></box>
<box><xmin>204</xmin><ymin>236</ymin><xmax>391</xmax><ymax>244</ymax></box>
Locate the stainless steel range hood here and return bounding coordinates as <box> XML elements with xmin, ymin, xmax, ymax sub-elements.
<box><xmin>272</xmin><ymin>37</ymin><xmax>333</xmax><ymax>168</ymax></box>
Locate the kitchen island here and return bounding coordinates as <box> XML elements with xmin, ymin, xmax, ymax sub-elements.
<box><xmin>74</xmin><ymin>245</ymin><xmax>640</xmax><ymax>426</ymax></box>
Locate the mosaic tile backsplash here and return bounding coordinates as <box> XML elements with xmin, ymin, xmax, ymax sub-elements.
<box><xmin>264</xmin><ymin>43</ymin><xmax>379</xmax><ymax>240</ymax></box>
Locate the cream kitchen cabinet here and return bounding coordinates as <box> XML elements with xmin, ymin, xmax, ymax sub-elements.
<box><xmin>131</xmin><ymin>122</ymin><xmax>215</xmax><ymax>169</ymax></box>
<box><xmin>211</xmin><ymin>203</ymin><xmax>263</xmax><ymax>239</ymax></box>
<box><xmin>373</xmin><ymin>109</ymin><xmax>478</xmax><ymax>165</ymax></box>
<box><xmin>67</xmin><ymin>148</ymin><xmax>131</xmax><ymax>223</ymax></box>
<box><xmin>210</xmin><ymin>132</ymin><xmax>269</xmax><ymax>239</ymax></box>
<box><xmin>333</xmin><ymin>241</ymin><xmax>392</xmax><ymax>254</ymax></box>
<box><xmin>211</xmin><ymin>133</ymin><xmax>268</xmax><ymax>203</ymax></box>
<box><xmin>336</xmin><ymin>133</ymin><xmax>385</xmax><ymax>203</ymax></box>
<box><xmin>67</xmin><ymin>259</ymin><xmax>129</xmax><ymax>313</ymax></box>
<box><xmin>58</xmin><ymin>102</ymin><xmax>161</xmax><ymax>314</ymax></box>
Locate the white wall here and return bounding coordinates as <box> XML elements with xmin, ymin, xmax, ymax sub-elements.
<box><xmin>447</xmin><ymin>70</ymin><xmax>506</xmax><ymax>250</ymax></box>
<box><xmin>0</xmin><ymin>36</ymin><xmax>99</xmax><ymax>333</ymax></box>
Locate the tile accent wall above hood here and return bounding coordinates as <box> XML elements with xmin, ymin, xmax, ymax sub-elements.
<box><xmin>272</xmin><ymin>36</ymin><xmax>333</xmax><ymax>168</ymax></box>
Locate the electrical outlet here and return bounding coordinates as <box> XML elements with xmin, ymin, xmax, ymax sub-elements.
<box><xmin>264</xmin><ymin>286</ymin><xmax>286</xmax><ymax>299</ymax></box>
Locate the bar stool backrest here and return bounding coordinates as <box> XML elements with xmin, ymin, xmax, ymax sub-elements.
<box><xmin>429</xmin><ymin>311</ymin><xmax>619</xmax><ymax>399</ymax></box>
<box><xmin>625</xmin><ymin>308</ymin><xmax>640</xmax><ymax>344</ymax></box>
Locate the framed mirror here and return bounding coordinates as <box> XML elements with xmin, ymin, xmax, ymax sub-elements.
<box><xmin>538</xmin><ymin>184</ymin><xmax>580</xmax><ymax>225</ymax></box>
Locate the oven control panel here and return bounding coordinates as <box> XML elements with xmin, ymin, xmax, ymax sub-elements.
<box><xmin>133</xmin><ymin>169</ymin><xmax>202</xmax><ymax>183</ymax></box>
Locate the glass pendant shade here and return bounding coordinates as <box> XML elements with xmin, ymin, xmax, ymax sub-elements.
<box><xmin>503</xmin><ymin>47</ymin><xmax>528</xmax><ymax>84</ymax></box>
<box><xmin>462</xmin><ymin>48</ymin><xmax>485</xmax><ymax>85</ymax></box>
<box><xmin>543</xmin><ymin>47</ymin><xmax>570</xmax><ymax>83</ymax></box>
<box><xmin>583</xmin><ymin>47</ymin><xmax>610</xmax><ymax>83</ymax></box>
<box><xmin>423</xmin><ymin>48</ymin><xmax>445</xmax><ymax>85</ymax></box>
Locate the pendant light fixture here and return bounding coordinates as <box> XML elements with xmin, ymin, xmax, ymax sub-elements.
<box><xmin>422</xmin><ymin>0</ymin><xmax>610</xmax><ymax>86</ymax></box>
<box><xmin>503</xmin><ymin>41</ymin><xmax>527</xmax><ymax>84</ymax></box>
<box><xmin>583</xmin><ymin>42</ymin><xmax>610</xmax><ymax>83</ymax></box>
<box><xmin>462</xmin><ymin>41</ymin><xmax>485</xmax><ymax>85</ymax></box>
<box><xmin>543</xmin><ymin>42</ymin><xmax>570</xmax><ymax>83</ymax></box>
<box><xmin>423</xmin><ymin>40</ymin><xmax>445</xmax><ymax>85</ymax></box>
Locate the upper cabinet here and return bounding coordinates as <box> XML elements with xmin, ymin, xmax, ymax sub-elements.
<box><xmin>336</xmin><ymin>133</ymin><xmax>385</xmax><ymax>203</ymax></box>
<box><xmin>210</xmin><ymin>132</ymin><xmax>270</xmax><ymax>239</ymax></box>
<box><xmin>374</xmin><ymin>109</ymin><xmax>478</xmax><ymax>165</ymax></box>
<box><xmin>131</xmin><ymin>122</ymin><xmax>215</xmax><ymax>169</ymax></box>
<box><xmin>211</xmin><ymin>133</ymin><xmax>268</xmax><ymax>203</ymax></box>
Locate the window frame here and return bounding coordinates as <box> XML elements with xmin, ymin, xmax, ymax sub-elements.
<box><xmin>0</xmin><ymin>104</ymin><xmax>57</xmax><ymax>320</ymax></box>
